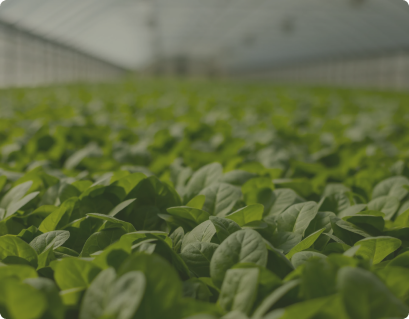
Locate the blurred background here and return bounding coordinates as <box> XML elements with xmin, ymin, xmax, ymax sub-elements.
<box><xmin>1</xmin><ymin>0</ymin><xmax>409</xmax><ymax>89</ymax></box>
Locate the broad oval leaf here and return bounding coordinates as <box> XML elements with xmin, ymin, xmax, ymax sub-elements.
<box><xmin>0</xmin><ymin>235</ymin><xmax>38</xmax><ymax>268</ymax></box>
<box><xmin>184</xmin><ymin>163</ymin><xmax>223</xmax><ymax>203</ymax></box>
<box><xmin>210</xmin><ymin>229</ymin><xmax>268</xmax><ymax>287</ymax></box>
<box><xmin>225</xmin><ymin>204</ymin><xmax>264</xmax><ymax>227</ymax></box>
<box><xmin>276</xmin><ymin>202</ymin><xmax>319</xmax><ymax>236</ymax></box>
<box><xmin>199</xmin><ymin>183</ymin><xmax>242</xmax><ymax>217</ymax></box>
<box><xmin>353</xmin><ymin>236</ymin><xmax>401</xmax><ymax>264</ymax></box>
<box><xmin>29</xmin><ymin>230</ymin><xmax>70</xmax><ymax>255</ymax></box>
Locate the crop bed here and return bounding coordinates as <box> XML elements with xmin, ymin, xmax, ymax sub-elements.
<box><xmin>1</xmin><ymin>81</ymin><xmax>409</xmax><ymax>319</ymax></box>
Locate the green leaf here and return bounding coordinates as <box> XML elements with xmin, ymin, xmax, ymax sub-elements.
<box><xmin>305</xmin><ymin>211</ymin><xmax>335</xmax><ymax>236</ymax></box>
<box><xmin>209</xmin><ymin>216</ymin><xmax>241</xmax><ymax>242</ymax></box>
<box><xmin>286</xmin><ymin>228</ymin><xmax>325</xmax><ymax>259</ymax></box>
<box><xmin>210</xmin><ymin>229</ymin><xmax>268</xmax><ymax>287</ymax></box>
<box><xmin>199</xmin><ymin>183</ymin><xmax>242</xmax><ymax>217</ymax></box>
<box><xmin>271</xmin><ymin>231</ymin><xmax>302</xmax><ymax>254</ymax></box>
<box><xmin>104</xmin><ymin>271</ymin><xmax>146</xmax><ymax>319</ymax></box>
<box><xmin>184</xmin><ymin>163</ymin><xmax>223</xmax><ymax>202</ymax></box>
<box><xmin>252</xmin><ymin>280</ymin><xmax>300</xmax><ymax>319</ymax></box>
<box><xmin>0</xmin><ymin>181</ymin><xmax>33</xmax><ymax>211</ymax></box>
<box><xmin>393</xmin><ymin>208</ymin><xmax>409</xmax><ymax>227</ymax></box>
<box><xmin>92</xmin><ymin>240</ymin><xmax>131</xmax><ymax>270</ymax></box>
<box><xmin>225</xmin><ymin>204</ymin><xmax>264</xmax><ymax>226</ymax></box>
<box><xmin>372</xmin><ymin>176</ymin><xmax>409</xmax><ymax>201</ymax></box>
<box><xmin>108</xmin><ymin>198</ymin><xmax>136</xmax><ymax>217</ymax></box>
<box><xmin>29</xmin><ymin>230</ymin><xmax>70</xmax><ymax>255</ymax></box>
<box><xmin>272</xmin><ymin>295</ymin><xmax>338</xmax><ymax>319</ymax></box>
<box><xmin>80</xmin><ymin>228</ymin><xmax>127</xmax><ymax>257</ymax></box>
<box><xmin>0</xmin><ymin>264</ymin><xmax>38</xmax><ymax>281</ymax></box>
<box><xmin>170</xmin><ymin>226</ymin><xmax>184</xmax><ymax>253</ymax></box>
<box><xmin>0</xmin><ymin>279</ymin><xmax>47</xmax><ymax>319</ymax></box>
<box><xmin>291</xmin><ymin>251</ymin><xmax>327</xmax><ymax>268</ymax></box>
<box><xmin>180</xmin><ymin>242</ymin><xmax>219</xmax><ymax>277</ymax></box>
<box><xmin>266</xmin><ymin>188</ymin><xmax>304</xmax><ymax>217</ymax></box>
<box><xmin>182</xmin><ymin>220</ymin><xmax>217</xmax><ymax>250</ymax></box>
<box><xmin>220</xmin><ymin>170</ymin><xmax>258</xmax><ymax>187</ymax></box>
<box><xmin>54</xmin><ymin>258</ymin><xmax>101</xmax><ymax>290</ymax></box>
<box><xmin>338</xmin><ymin>267</ymin><xmax>409</xmax><ymax>319</ymax></box>
<box><xmin>353</xmin><ymin>236</ymin><xmax>401</xmax><ymax>264</ymax></box>
<box><xmin>367</xmin><ymin>196</ymin><xmax>400</xmax><ymax>220</ymax></box>
<box><xmin>167</xmin><ymin>206</ymin><xmax>210</xmax><ymax>225</ymax></box>
<box><xmin>39</xmin><ymin>198</ymin><xmax>78</xmax><ymax>232</ymax></box>
<box><xmin>87</xmin><ymin>213</ymin><xmax>136</xmax><ymax>232</ymax></box>
<box><xmin>377</xmin><ymin>266</ymin><xmax>409</xmax><ymax>304</ymax></box>
<box><xmin>79</xmin><ymin>268</ymin><xmax>116</xmax><ymax>319</ymax></box>
<box><xmin>24</xmin><ymin>277</ymin><xmax>65</xmax><ymax>319</ymax></box>
<box><xmin>5</xmin><ymin>191</ymin><xmax>39</xmax><ymax>218</ymax></box>
<box><xmin>218</xmin><ymin>268</ymin><xmax>259</xmax><ymax>315</ymax></box>
<box><xmin>344</xmin><ymin>211</ymin><xmax>385</xmax><ymax>234</ymax></box>
<box><xmin>0</xmin><ymin>235</ymin><xmax>38</xmax><ymax>268</ymax></box>
<box><xmin>276</xmin><ymin>202</ymin><xmax>319</xmax><ymax>236</ymax></box>
<box><xmin>331</xmin><ymin>218</ymin><xmax>371</xmax><ymax>246</ymax></box>
<box><xmin>107</xmin><ymin>173</ymin><xmax>146</xmax><ymax>201</ymax></box>
<box><xmin>338</xmin><ymin>204</ymin><xmax>367</xmax><ymax>218</ymax></box>
<box><xmin>80</xmin><ymin>268</ymin><xmax>146</xmax><ymax>319</ymax></box>
<box><xmin>186</xmin><ymin>195</ymin><xmax>206</xmax><ymax>209</ymax></box>
<box><xmin>118</xmin><ymin>253</ymin><xmax>182</xmax><ymax>319</ymax></box>
<box><xmin>265</xmin><ymin>241</ymin><xmax>295</xmax><ymax>279</ymax></box>
<box><xmin>128</xmin><ymin>176</ymin><xmax>182</xmax><ymax>213</ymax></box>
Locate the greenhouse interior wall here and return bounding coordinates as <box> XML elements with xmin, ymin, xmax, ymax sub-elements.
<box><xmin>0</xmin><ymin>19</ymin><xmax>409</xmax><ymax>91</ymax></box>
<box><xmin>0</xmin><ymin>20</ymin><xmax>126</xmax><ymax>88</ymax></box>
<box><xmin>249</xmin><ymin>52</ymin><xmax>409</xmax><ymax>91</ymax></box>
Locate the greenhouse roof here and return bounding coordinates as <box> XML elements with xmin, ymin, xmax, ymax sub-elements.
<box><xmin>0</xmin><ymin>0</ymin><xmax>409</xmax><ymax>70</ymax></box>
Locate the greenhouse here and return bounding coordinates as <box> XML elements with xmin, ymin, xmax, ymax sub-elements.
<box><xmin>1</xmin><ymin>1</ymin><xmax>409</xmax><ymax>319</ymax></box>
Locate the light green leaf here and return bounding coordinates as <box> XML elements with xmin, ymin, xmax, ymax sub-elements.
<box><xmin>167</xmin><ymin>206</ymin><xmax>210</xmax><ymax>225</ymax></box>
<box><xmin>29</xmin><ymin>230</ymin><xmax>70</xmax><ymax>255</ymax></box>
<box><xmin>286</xmin><ymin>228</ymin><xmax>325</xmax><ymax>259</ymax></box>
<box><xmin>108</xmin><ymin>198</ymin><xmax>136</xmax><ymax>217</ymax></box>
<box><xmin>209</xmin><ymin>216</ymin><xmax>241</xmax><ymax>242</ymax></box>
<box><xmin>0</xmin><ymin>181</ymin><xmax>33</xmax><ymax>210</ymax></box>
<box><xmin>186</xmin><ymin>195</ymin><xmax>206</xmax><ymax>209</ymax></box>
<box><xmin>353</xmin><ymin>236</ymin><xmax>401</xmax><ymax>264</ymax></box>
<box><xmin>338</xmin><ymin>267</ymin><xmax>408</xmax><ymax>319</ymax></box>
<box><xmin>118</xmin><ymin>253</ymin><xmax>182</xmax><ymax>319</ymax></box>
<box><xmin>180</xmin><ymin>242</ymin><xmax>219</xmax><ymax>277</ymax></box>
<box><xmin>54</xmin><ymin>258</ymin><xmax>101</xmax><ymax>290</ymax></box>
<box><xmin>199</xmin><ymin>183</ymin><xmax>242</xmax><ymax>217</ymax></box>
<box><xmin>372</xmin><ymin>176</ymin><xmax>409</xmax><ymax>201</ymax></box>
<box><xmin>218</xmin><ymin>268</ymin><xmax>259</xmax><ymax>315</ymax></box>
<box><xmin>210</xmin><ymin>229</ymin><xmax>268</xmax><ymax>287</ymax></box>
<box><xmin>291</xmin><ymin>251</ymin><xmax>327</xmax><ymax>268</ymax></box>
<box><xmin>87</xmin><ymin>213</ymin><xmax>136</xmax><ymax>232</ymax></box>
<box><xmin>0</xmin><ymin>235</ymin><xmax>38</xmax><ymax>268</ymax></box>
<box><xmin>184</xmin><ymin>163</ymin><xmax>223</xmax><ymax>202</ymax></box>
<box><xmin>80</xmin><ymin>228</ymin><xmax>127</xmax><ymax>257</ymax></box>
<box><xmin>252</xmin><ymin>280</ymin><xmax>300</xmax><ymax>319</ymax></box>
<box><xmin>181</xmin><ymin>220</ymin><xmax>216</xmax><ymax>250</ymax></box>
<box><xmin>5</xmin><ymin>191</ymin><xmax>39</xmax><ymax>218</ymax></box>
<box><xmin>225</xmin><ymin>204</ymin><xmax>264</xmax><ymax>226</ymax></box>
<box><xmin>367</xmin><ymin>196</ymin><xmax>400</xmax><ymax>220</ymax></box>
<box><xmin>276</xmin><ymin>202</ymin><xmax>319</xmax><ymax>236</ymax></box>
<box><xmin>266</xmin><ymin>189</ymin><xmax>304</xmax><ymax>217</ymax></box>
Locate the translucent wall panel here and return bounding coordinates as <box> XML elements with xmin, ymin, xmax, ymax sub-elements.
<box><xmin>0</xmin><ymin>21</ymin><xmax>126</xmax><ymax>87</ymax></box>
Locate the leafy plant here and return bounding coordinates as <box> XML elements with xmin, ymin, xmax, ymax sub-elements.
<box><xmin>1</xmin><ymin>81</ymin><xmax>409</xmax><ymax>318</ymax></box>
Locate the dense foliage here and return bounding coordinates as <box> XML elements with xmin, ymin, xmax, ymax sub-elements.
<box><xmin>1</xmin><ymin>81</ymin><xmax>409</xmax><ymax>319</ymax></box>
